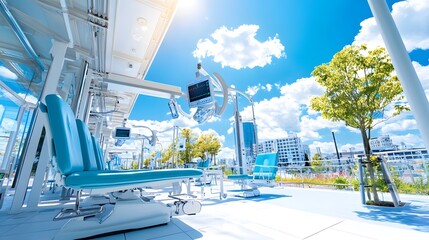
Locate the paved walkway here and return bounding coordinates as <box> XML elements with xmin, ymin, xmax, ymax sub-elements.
<box><xmin>0</xmin><ymin>183</ymin><xmax>428</xmax><ymax>239</ymax></box>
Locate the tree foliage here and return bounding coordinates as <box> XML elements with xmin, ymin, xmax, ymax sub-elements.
<box><xmin>178</xmin><ymin>128</ymin><xmax>197</xmax><ymax>165</ymax></box>
<box><xmin>311</xmin><ymin>44</ymin><xmax>408</xmax><ymax>154</ymax></box>
<box><xmin>194</xmin><ymin>133</ymin><xmax>221</xmax><ymax>164</ymax></box>
<box><xmin>311</xmin><ymin>153</ymin><xmax>323</xmax><ymax>172</ymax></box>
<box><xmin>310</xmin><ymin>44</ymin><xmax>408</xmax><ymax>204</ymax></box>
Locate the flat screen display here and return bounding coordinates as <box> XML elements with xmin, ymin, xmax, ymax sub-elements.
<box><xmin>188</xmin><ymin>79</ymin><xmax>211</xmax><ymax>105</ymax></box>
<box><xmin>114</xmin><ymin>127</ymin><xmax>131</xmax><ymax>139</ymax></box>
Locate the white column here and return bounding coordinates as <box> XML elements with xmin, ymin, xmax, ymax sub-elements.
<box><xmin>368</xmin><ymin>0</ymin><xmax>429</xmax><ymax>150</ymax></box>
<box><xmin>10</xmin><ymin>41</ymin><xmax>68</xmax><ymax>213</ymax></box>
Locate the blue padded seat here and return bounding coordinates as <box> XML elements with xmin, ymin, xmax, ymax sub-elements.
<box><xmin>65</xmin><ymin>169</ymin><xmax>203</xmax><ymax>189</ymax></box>
<box><xmin>45</xmin><ymin>94</ymin><xmax>202</xmax><ymax>190</ymax></box>
<box><xmin>91</xmin><ymin>135</ymin><xmax>105</xmax><ymax>170</ymax></box>
<box><xmin>227</xmin><ymin>152</ymin><xmax>278</xmax><ymax>180</ymax></box>
<box><xmin>226</xmin><ymin>174</ymin><xmax>252</xmax><ymax>180</ymax></box>
<box><xmin>76</xmin><ymin>119</ymin><xmax>99</xmax><ymax>171</ymax></box>
<box><xmin>196</xmin><ymin>159</ymin><xmax>210</xmax><ymax>169</ymax></box>
<box><xmin>253</xmin><ymin>152</ymin><xmax>278</xmax><ymax>180</ymax></box>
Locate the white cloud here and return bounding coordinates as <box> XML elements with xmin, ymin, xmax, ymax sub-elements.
<box><xmin>354</xmin><ymin>0</ymin><xmax>429</xmax><ymax>51</ymax></box>
<box><xmin>412</xmin><ymin>61</ymin><xmax>429</xmax><ymax>98</ymax></box>
<box><xmin>227</xmin><ymin>127</ymin><xmax>233</xmax><ymax>135</ymax></box>
<box><xmin>245</xmin><ymin>84</ymin><xmax>261</xmax><ymax>96</ymax></box>
<box><xmin>280</xmin><ymin>77</ymin><xmax>325</xmax><ymax>106</ymax></box>
<box><xmin>309</xmin><ymin>141</ymin><xmax>336</xmax><ymax>156</ymax></box>
<box><xmin>127</xmin><ymin>116</ymin><xmax>198</xmax><ymax>149</ymax></box>
<box><xmin>0</xmin><ymin>66</ymin><xmax>17</xmax><ymax>80</ymax></box>
<box><xmin>381</xmin><ymin>119</ymin><xmax>417</xmax><ymax>134</ymax></box>
<box><xmin>390</xmin><ymin>133</ymin><xmax>424</xmax><ymax>148</ymax></box>
<box><xmin>339</xmin><ymin>143</ymin><xmax>364</xmax><ymax>153</ymax></box>
<box><xmin>192</xmin><ymin>128</ymin><xmax>226</xmax><ymax>144</ymax></box>
<box><xmin>193</xmin><ymin>24</ymin><xmax>285</xmax><ymax>69</ymax></box>
<box><xmin>217</xmin><ymin>146</ymin><xmax>236</xmax><ymax>160</ymax></box>
<box><xmin>298</xmin><ymin>116</ymin><xmax>344</xmax><ymax>142</ymax></box>
<box><xmin>239</xmin><ymin>77</ymin><xmax>326</xmax><ymax>141</ymax></box>
<box><xmin>244</xmin><ymin>83</ymin><xmax>275</xmax><ymax>97</ymax></box>
<box><xmin>1</xmin><ymin>118</ymin><xmax>16</xmax><ymax>131</ymax></box>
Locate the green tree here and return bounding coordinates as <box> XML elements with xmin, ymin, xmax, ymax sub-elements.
<box><xmin>310</xmin><ymin>44</ymin><xmax>408</xmax><ymax>204</ymax></box>
<box><xmin>178</xmin><ymin>128</ymin><xmax>197</xmax><ymax>165</ymax></box>
<box><xmin>206</xmin><ymin>135</ymin><xmax>221</xmax><ymax>165</ymax></box>
<box><xmin>194</xmin><ymin>133</ymin><xmax>222</xmax><ymax>164</ymax></box>
<box><xmin>311</xmin><ymin>153</ymin><xmax>323</xmax><ymax>172</ymax></box>
<box><xmin>144</xmin><ymin>151</ymin><xmax>157</xmax><ymax>168</ymax></box>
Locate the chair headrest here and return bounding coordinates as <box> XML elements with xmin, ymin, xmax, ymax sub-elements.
<box><xmin>45</xmin><ymin>94</ymin><xmax>84</xmax><ymax>175</ymax></box>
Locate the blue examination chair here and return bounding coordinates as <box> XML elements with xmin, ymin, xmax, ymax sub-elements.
<box><xmin>227</xmin><ymin>152</ymin><xmax>279</xmax><ymax>197</ymax></box>
<box><xmin>44</xmin><ymin>94</ymin><xmax>203</xmax><ymax>239</ymax></box>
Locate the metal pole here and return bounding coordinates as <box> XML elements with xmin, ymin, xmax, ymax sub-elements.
<box><xmin>378</xmin><ymin>157</ymin><xmax>401</xmax><ymax>207</ymax></box>
<box><xmin>358</xmin><ymin>158</ymin><xmax>366</xmax><ymax>204</ymax></box>
<box><xmin>234</xmin><ymin>95</ymin><xmax>245</xmax><ymax>174</ymax></box>
<box><xmin>171</xmin><ymin>126</ymin><xmax>176</xmax><ymax>168</ymax></box>
<box><xmin>332</xmin><ymin>132</ymin><xmax>341</xmax><ymax>169</ymax></box>
<box><xmin>368</xmin><ymin>0</ymin><xmax>429</xmax><ymax>152</ymax></box>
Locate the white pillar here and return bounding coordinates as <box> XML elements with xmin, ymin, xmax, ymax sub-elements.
<box><xmin>10</xmin><ymin>41</ymin><xmax>67</xmax><ymax>213</ymax></box>
<box><xmin>368</xmin><ymin>0</ymin><xmax>429</xmax><ymax>150</ymax></box>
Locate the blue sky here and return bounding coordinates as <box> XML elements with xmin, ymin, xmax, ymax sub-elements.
<box><xmin>128</xmin><ymin>0</ymin><xmax>429</xmax><ymax>158</ymax></box>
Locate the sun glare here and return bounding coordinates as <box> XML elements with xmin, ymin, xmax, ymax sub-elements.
<box><xmin>178</xmin><ymin>0</ymin><xmax>198</xmax><ymax>12</ymax></box>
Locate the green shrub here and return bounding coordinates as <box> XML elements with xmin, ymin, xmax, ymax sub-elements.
<box><xmin>224</xmin><ymin>169</ymin><xmax>233</xmax><ymax>176</ymax></box>
<box><xmin>334</xmin><ymin>176</ymin><xmax>349</xmax><ymax>189</ymax></box>
<box><xmin>350</xmin><ymin>178</ymin><xmax>360</xmax><ymax>191</ymax></box>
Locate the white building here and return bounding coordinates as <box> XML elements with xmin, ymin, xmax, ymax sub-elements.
<box><xmin>369</xmin><ymin>135</ymin><xmax>395</xmax><ymax>151</ymax></box>
<box><xmin>258</xmin><ymin>134</ymin><xmax>306</xmax><ymax>165</ymax></box>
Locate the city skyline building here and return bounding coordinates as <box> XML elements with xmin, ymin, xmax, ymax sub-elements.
<box><xmin>258</xmin><ymin>134</ymin><xmax>307</xmax><ymax>165</ymax></box>
<box><xmin>242</xmin><ymin>122</ymin><xmax>257</xmax><ymax>160</ymax></box>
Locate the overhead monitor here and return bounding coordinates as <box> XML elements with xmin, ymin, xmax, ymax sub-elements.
<box><xmin>187</xmin><ymin>76</ymin><xmax>214</xmax><ymax>108</ymax></box>
<box><xmin>113</xmin><ymin>127</ymin><xmax>131</xmax><ymax>139</ymax></box>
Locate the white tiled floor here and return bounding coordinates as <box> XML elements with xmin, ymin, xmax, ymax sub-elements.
<box><xmin>1</xmin><ymin>183</ymin><xmax>428</xmax><ymax>240</ymax></box>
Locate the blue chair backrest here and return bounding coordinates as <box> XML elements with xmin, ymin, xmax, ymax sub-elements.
<box><xmin>197</xmin><ymin>158</ymin><xmax>210</xmax><ymax>169</ymax></box>
<box><xmin>253</xmin><ymin>152</ymin><xmax>278</xmax><ymax>179</ymax></box>
<box><xmin>75</xmin><ymin>119</ymin><xmax>99</xmax><ymax>171</ymax></box>
<box><xmin>45</xmin><ymin>94</ymin><xmax>84</xmax><ymax>175</ymax></box>
<box><xmin>91</xmin><ymin>135</ymin><xmax>105</xmax><ymax>170</ymax></box>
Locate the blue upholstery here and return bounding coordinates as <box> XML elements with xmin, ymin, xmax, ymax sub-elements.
<box><xmin>65</xmin><ymin>169</ymin><xmax>203</xmax><ymax>189</ymax></box>
<box><xmin>226</xmin><ymin>174</ymin><xmax>252</xmax><ymax>180</ymax></box>
<box><xmin>45</xmin><ymin>94</ymin><xmax>202</xmax><ymax>190</ymax></box>
<box><xmin>91</xmin><ymin>135</ymin><xmax>105</xmax><ymax>170</ymax></box>
<box><xmin>227</xmin><ymin>152</ymin><xmax>278</xmax><ymax>181</ymax></box>
<box><xmin>76</xmin><ymin>119</ymin><xmax>99</xmax><ymax>171</ymax></box>
<box><xmin>197</xmin><ymin>159</ymin><xmax>210</xmax><ymax>169</ymax></box>
<box><xmin>45</xmin><ymin>94</ymin><xmax>84</xmax><ymax>175</ymax></box>
<box><xmin>253</xmin><ymin>152</ymin><xmax>278</xmax><ymax>180</ymax></box>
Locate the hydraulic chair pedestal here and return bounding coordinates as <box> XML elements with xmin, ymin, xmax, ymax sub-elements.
<box><xmin>54</xmin><ymin>198</ymin><xmax>171</xmax><ymax>240</ymax></box>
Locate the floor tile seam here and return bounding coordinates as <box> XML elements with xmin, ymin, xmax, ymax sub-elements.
<box><xmin>2</xmin><ymin>228</ymin><xmax>58</xmax><ymax>237</ymax></box>
<box><xmin>302</xmin><ymin>220</ymin><xmax>344</xmax><ymax>239</ymax></box>
<box><xmin>248</xmin><ymin>222</ymin><xmax>302</xmax><ymax>239</ymax></box>
<box><xmin>137</xmin><ymin>221</ymin><xmax>188</xmax><ymax>239</ymax></box>
<box><xmin>2</xmin><ymin>222</ymin><xmax>63</xmax><ymax>236</ymax></box>
<box><xmin>144</xmin><ymin>230</ymin><xmax>189</xmax><ymax>240</ymax></box>
<box><xmin>329</xmin><ymin>223</ymin><xmax>379</xmax><ymax>240</ymax></box>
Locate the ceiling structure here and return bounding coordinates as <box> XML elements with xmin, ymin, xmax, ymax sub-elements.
<box><xmin>0</xmin><ymin>0</ymin><xmax>182</xmax><ymax>137</ymax></box>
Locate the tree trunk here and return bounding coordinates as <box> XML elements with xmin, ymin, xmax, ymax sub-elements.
<box><xmin>360</xmin><ymin>127</ymin><xmax>380</xmax><ymax>204</ymax></box>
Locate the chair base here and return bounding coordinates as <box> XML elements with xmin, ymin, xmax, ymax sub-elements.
<box><xmin>232</xmin><ymin>189</ymin><xmax>260</xmax><ymax>198</ymax></box>
<box><xmin>53</xmin><ymin>198</ymin><xmax>171</xmax><ymax>240</ymax></box>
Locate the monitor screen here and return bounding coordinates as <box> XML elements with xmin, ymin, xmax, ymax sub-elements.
<box><xmin>114</xmin><ymin>127</ymin><xmax>131</xmax><ymax>139</ymax></box>
<box><xmin>187</xmin><ymin>77</ymin><xmax>213</xmax><ymax>108</ymax></box>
